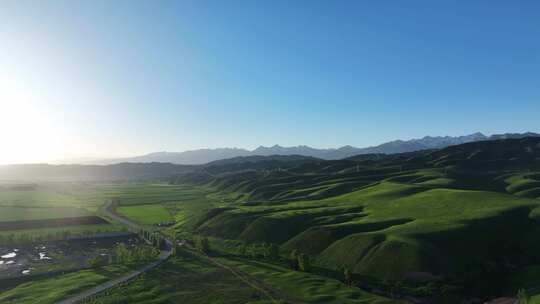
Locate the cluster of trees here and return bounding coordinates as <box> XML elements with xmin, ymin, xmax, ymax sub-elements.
<box><xmin>86</xmin><ymin>243</ymin><xmax>160</xmax><ymax>268</ymax></box>
<box><xmin>85</xmin><ymin>230</ymin><xmax>168</xmax><ymax>269</ymax></box>
<box><xmin>0</xmin><ymin>230</ymin><xmax>73</xmax><ymax>245</ymax></box>
<box><xmin>138</xmin><ymin>229</ymin><xmax>168</xmax><ymax>250</ymax></box>
<box><xmin>0</xmin><ymin>227</ymin><xmax>128</xmax><ymax>246</ymax></box>
<box><xmin>195</xmin><ymin>236</ymin><xmax>210</xmax><ymax>253</ymax></box>
<box><xmin>518</xmin><ymin>289</ymin><xmax>530</xmax><ymax>304</ymax></box>
<box><xmin>289</xmin><ymin>249</ymin><xmax>310</xmax><ymax>272</ymax></box>
<box><xmin>237</xmin><ymin>242</ymin><xmax>280</xmax><ymax>260</ymax></box>
<box><xmin>343</xmin><ymin>267</ymin><xmax>353</xmax><ymax>286</ymax></box>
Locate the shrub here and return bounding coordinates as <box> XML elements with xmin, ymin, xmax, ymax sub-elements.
<box><xmin>298</xmin><ymin>253</ymin><xmax>310</xmax><ymax>272</ymax></box>
<box><xmin>196</xmin><ymin>236</ymin><xmax>210</xmax><ymax>254</ymax></box>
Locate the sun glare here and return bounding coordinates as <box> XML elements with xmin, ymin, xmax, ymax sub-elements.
<box><xmin>0</xmin><ymin>84</ymin><xmax>62</xmax><ymax>164</ymax></box>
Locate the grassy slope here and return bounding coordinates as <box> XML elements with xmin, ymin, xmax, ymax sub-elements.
<box><xmin>177</xmin><ymin>174</ymin><xmax>540</xmax><ymax>298</ymax></box>
<box><xmin>87</xmin><ymin>252</ymin><xmax>269</xmax><ymax>304</ymax></box>
<box><xmin>88</xmin><ymin>250</ymin><xmax>397</xmax><ymax>304</ymax></box>
<box><xmin>216</xmin><ymin>257</ymin><xmax>400</xmax><ymax>304</ymax></box>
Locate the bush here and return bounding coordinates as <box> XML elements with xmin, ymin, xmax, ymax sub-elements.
<box><xmin>517</xmin><ymin>289</ymin><xmax>529</xmax><ymax>304</ymax></box>
<box><xmin>196</xmin><ymin>236</ymin><xmax>210</xmax><ymax>253</ymax></box>
<box><xmin>343</xmin><ymin>267</ymin><xmax>352</xmax><ymax>286</ymax></box>
<box><xmin>298</xmin><ymin>253</ymin><xmax>310</xmax><ymax>272</ymax></box>
<box><xmin>86</xmin><ymin>256</ymin><xmax>103</xmax><ymax>268</ymax></box>
<box><xmin>268</xmin><ymin>243</ymin><xmax>280</xmax><ymax>260</ymax></box>
<box><xmin>290</xmin><ymin>249</ymin><xmax>299</xmax><ymax>270</ymax></box>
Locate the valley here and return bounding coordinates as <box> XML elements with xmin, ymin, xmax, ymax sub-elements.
<box><xmin>0</xmin><ymin>137</ymin><xmax>539</xmax><ymax>303</ymax></box>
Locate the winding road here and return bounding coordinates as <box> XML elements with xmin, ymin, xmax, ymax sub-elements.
<box><xmin>55</xmin><ymin>200</ymin><xmax>173</xmax><ymax>304</ymax></box>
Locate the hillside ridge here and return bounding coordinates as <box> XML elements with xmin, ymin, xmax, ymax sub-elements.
<box><xmin>89</xmin><ymin>132</ymin><xmax>540</xmax><ymax>165</ymax></box>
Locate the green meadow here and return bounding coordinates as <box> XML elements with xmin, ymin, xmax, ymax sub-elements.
<box><xmin>87</xmin><ymin>251</ymin><xmax>269</xmax><ymax>304</ymax></box>
<box><xmin>88</xmin><ymin>249</ymin><xmax>396</xmax><ymax>304</ymax></box>
<box><xmin>168</xmin><ymin>138</ymin><xmax>540</xmax><ymax>301</ymax></box>
<box><xmin>0</xmin><ymin>265</ymin><xmax>135</xmax><ymax>304</ymax></box>
<box><xmin>117</xmin><ymin>204</ymin><xmax>173</xmax><ymax>225</ymax></box>
<box><xmin>2</xmin><ymin>138</ymin><xmax>540</xmax><ymax>303</ymax></box>
<box><xmin>0</xmin><ymin>206</ymin><xmax>90</xmax><ymax>222</ymax></box>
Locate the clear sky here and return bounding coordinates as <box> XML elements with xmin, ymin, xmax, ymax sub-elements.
<box><xmin>0</xmin><ymin>0</ymin><xmax>539</xmax><ymax>164</ymax></box>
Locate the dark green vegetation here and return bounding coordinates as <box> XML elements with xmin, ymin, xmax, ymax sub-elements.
<box><xmin>87</xmin><ymin>248</ymin><xmax>396</xmax><ymax>304</ymax></box>
<box><xmin>169</xmin><ymin>137</ymin><xmax>540</xmax><ymax>301</ymax></box>
<box><xmin>0</xmin><ymin>163</ymin><xmax>192</xmax><ymax>181</ymax></box>
<box><xmin>2</xmin><ymin>137</ymin><xmax>540</xmax><ymax>303</ymax></box>
<box><xmin>85</xmin><ymin>250</ymin><xmax>269</xmax><ymax>304</ymax></box>
<box><xmin>0</xmin><ymin>264</ymin><xmax>136</xmax><ymax>304</ymax></box>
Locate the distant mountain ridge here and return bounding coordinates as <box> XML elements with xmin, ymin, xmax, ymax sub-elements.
<box><xmin>94</xmin><ymin>132</ymin><xmax>539</xmax><ymax>165</ymax></box>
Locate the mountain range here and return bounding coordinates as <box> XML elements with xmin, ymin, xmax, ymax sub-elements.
<box><xmin>93</xmin><ymin>132</ymin><xmax>539</xmax><ymax>165</ymax></box>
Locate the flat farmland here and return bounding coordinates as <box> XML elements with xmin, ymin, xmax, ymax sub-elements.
<box><xmin>98</xmin><ymin>183</ymin><xmax>213</xmax><ymax>206</ymax></box>
<box><xmin>0</xmin><ymin>216</ymin><xmax>108</xmax><ymax>231</ymax></box>
<box><xmin>0</xmin><ymin>206</ymin><xmax>90</xmax><ymax>222</ymax></box>
<box><xmin>0</xmin><ymin>188</ymin><xmax>87</xmax><ymax>208</ymax></box>
<box><xmin>117</xmin><ymin>205</ymin><xmax>173</xmax><ymax>225</ymax></box>
<box><xmin>0</xmin><ymin>264</ymin><xmax>137</xmax><ymax>304</ymax></box>
<box><xmin>0</xmin><ymin>182</ymin><xmax>217</xmax><ymax>241</ymax></box>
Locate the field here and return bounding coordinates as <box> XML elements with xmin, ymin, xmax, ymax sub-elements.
<box><xmin>0</xmin><ymin>206</ymin><xmax>91</xmax><ymax>222</ymax></box>
<box><xmin>0</xmin><ymin>224</ymin><xmax>126</xmax><ymax>242</ymax></box>
<box><xmin>1</xmin><ymin>138</ymin><xmax>539</xmax><ymax>303</ymax></box>
<box><xmin>117</xmin><ymin>205</ymin><xmax>173</xmax><ymax>225</ymax></box>
<box><xmin>96</xmin><ymin>183</ymin><xmax>210</xmax><ymax>206</ymax></box>
<box><xmin>0</xmin><ymin>216</ymin><xmax>108</xmax><ymax>231</ymax></box>
<box><xmin>0</xmin><ymin>264</ymin><xmax>136</xmax><ymax>304</ymax></box>
<box><xmin>0</xmin><ymin>182</ymin><xmax>203</xmax><ymax>235</ymax></box>
<box><xmin>87</xmin><ymin>248</ymin><xmax>396</xmax><ymax>304</ymax></box>
<box><xmin>87</xmin><ymin>250</ymin><xmax>268</xmax><ymax>304</ymax></box>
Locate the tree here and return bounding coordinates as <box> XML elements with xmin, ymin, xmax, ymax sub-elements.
<box><xmin>197</xmin><ymin>237</ymin><xmax>210</xmax><ymax>254</ymax></box>
<box><xmin>115</xmin><ymin>243</ymin><xmax>130</xmax><ymax>264</ymax></box>
<box><xmin>86</xmin><ymin>256</ymin><xmax>102</xmax><ymax>268</ymax></box>
<box><xmin>268</xmin><ymin>243</ymin><xmax>279</xmax><ymax>261</ymax></box>
<box><xmin>248</xmin><ymin>244</ymin><xmax>259</xmax><ymax>259</ymax></box>
<box><xmin>518</xmin><ymin>289</ymin><xmax>529</xmax><ymax>304</ymax></box>
<box><xmin>343</xmin><ymin>267</ymin><xmax>352</xmax><ymax>286</ymax></box>
<box><xmin>238</xmin><ymin>244</ymin><xmax>247</xmax><ymax>256</ymax></box>
<box><xmin>290</xmin><ymin>250</ymin><xmax>299</xmax><ymax>270</ymax></box>
<box><xmin>298</xmin><ymin>253</ymin><xmax>310</xmax><ymax>272</ymax></box>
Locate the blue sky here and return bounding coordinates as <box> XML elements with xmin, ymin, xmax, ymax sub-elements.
<box><xmin>0</xmin><ymin>0</ymin><xmax>539</xmax><ymax>163</ymax></box>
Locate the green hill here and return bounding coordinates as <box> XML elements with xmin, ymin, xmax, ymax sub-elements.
<box><xmin>171</xmin><ymin>137</ymin><xmax>540</xmax><ymax>300</ymax></box>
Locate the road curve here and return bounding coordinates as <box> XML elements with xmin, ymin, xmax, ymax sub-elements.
<box><xmin>56</xmin><ymin>200</ymin><xmax>172</xmax><ymax>304</ymax></box>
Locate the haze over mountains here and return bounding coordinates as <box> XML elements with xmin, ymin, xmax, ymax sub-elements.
<box><xmin>1</xmin><ymin>133</ymin><xmax>538</xmax><ymax>182</ymax></box>
<box><xmin>95</xmin><ymin>132</ymin><xmax>539</xmax><ymax>165</ymax></box>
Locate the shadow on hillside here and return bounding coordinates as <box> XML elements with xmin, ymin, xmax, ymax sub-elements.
<box><xmin>411</xmin><ymin>206</ymin><xmax>540</xmax><ymax>298</ymax></box>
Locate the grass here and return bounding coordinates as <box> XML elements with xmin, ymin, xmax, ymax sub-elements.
<box><xmin>0</xmin><ymin>264</ymin><xmax>135</xmax><ymax>304</ymax></box>
<box><xmin>0</xmin><ymin>206</ymin><xmax>91</xmax><ymax>222</ymax></box>
<box><xmin>0</xmin><ymin>224</ymin><xmax>126</xmax><ymax>240</ymax></box>
<box><xmin>0</xmin><ymin>182</ymin><xmax>208</xmax><ymax>234</ymax></box>
<box><xmin>174</xmin><ymin>175</ymin><xmax>540</xmax><ymax>299</ymax></box>
<box><xmin>87</xmin><ymin>251</ymin><xmax>268</xmax><ymax>304</ymax></box>
<box><xmin>0</xmin><ymin>186</ymin><xmax>85</xmax><ymax>208</ymax></box>
<box><xmin>98</xmin><ymin>183</ymin><xmax>212</xmax><ymax>206</ymax></box>
<box><xmin>117</xmin><ymin>204</ymin><xmax>173</xmax><ymax>225</ymax></box>
<box><xmin>215</xmin><ymin>257</ymin><xmax>401</xmax><ymax>304</ymax></box>
<box><xmin>2</xmin><ymin>138</ymin><xmax>540</xmax><ymax>302</ymax></box>
<box><xmin>87</xmin><ymin>249</ymin><xmax>398</xmax><ymax>304</ymax></box>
